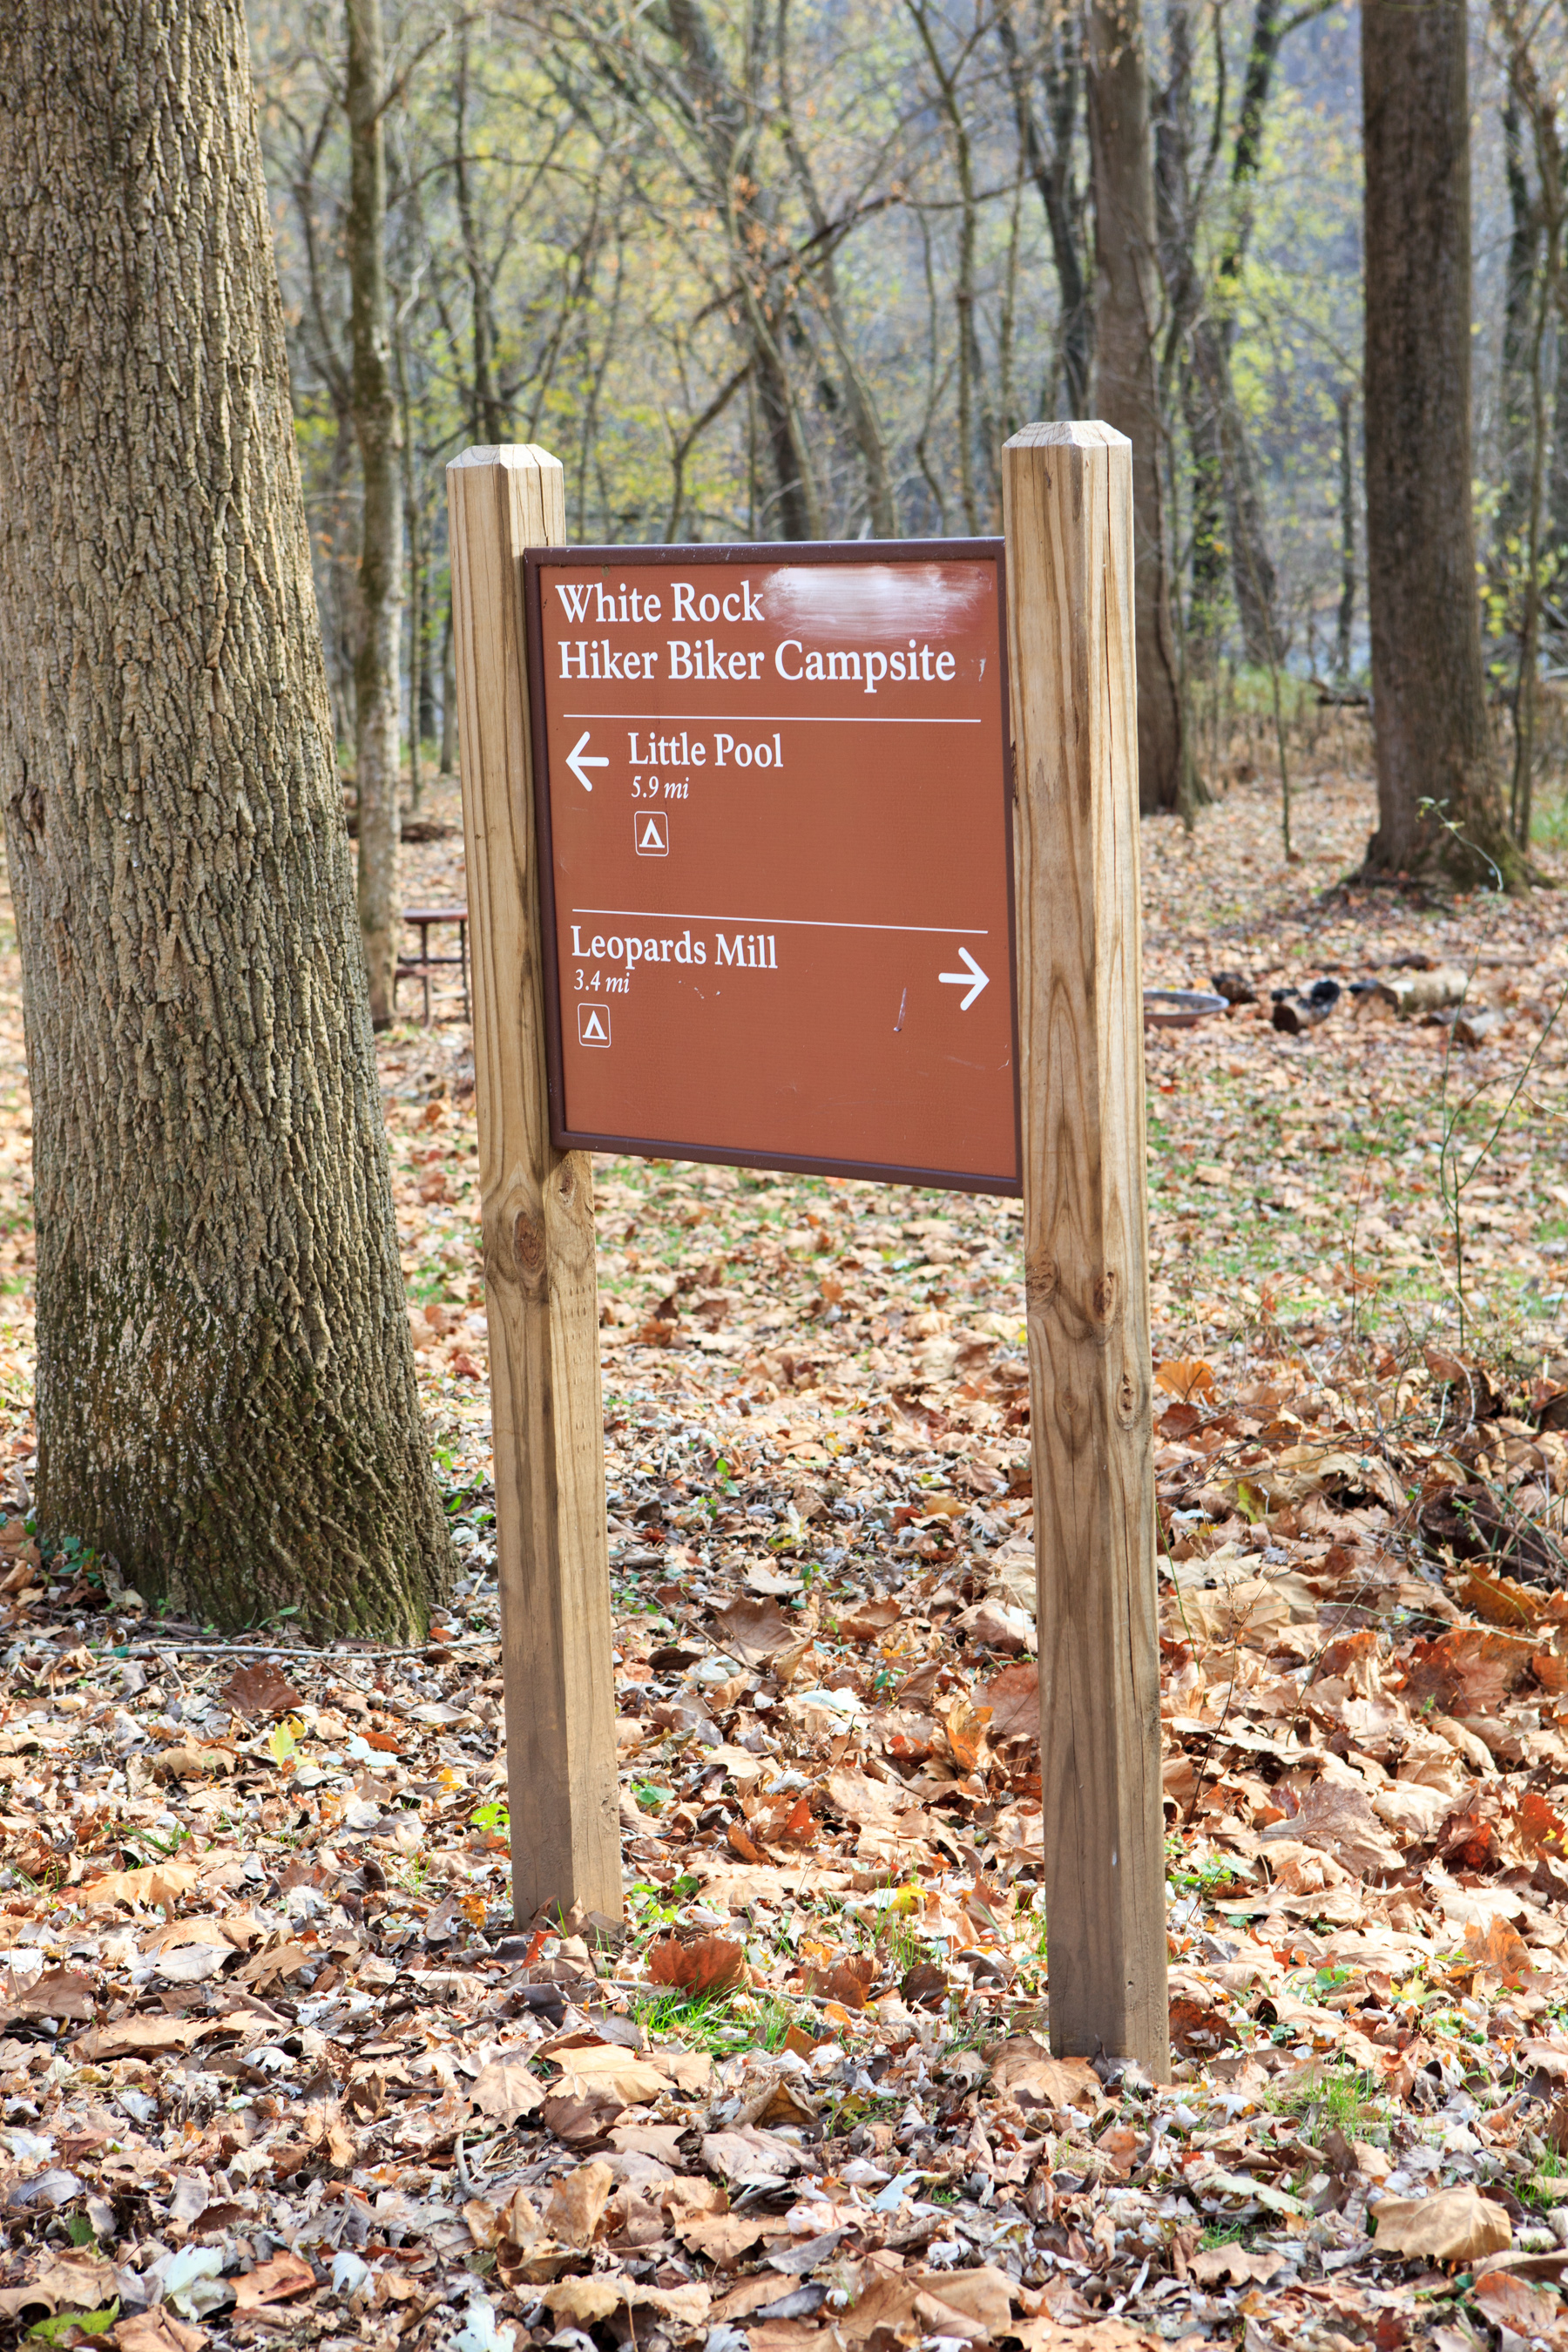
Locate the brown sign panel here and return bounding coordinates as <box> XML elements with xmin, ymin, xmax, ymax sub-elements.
<box><xmin>524</xmin><ymin>542</ymin><xmax>1019</xmax><ymax>1194</ymax></box>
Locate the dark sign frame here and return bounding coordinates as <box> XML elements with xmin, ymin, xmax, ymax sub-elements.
<box><xmin>523</xmin><ymin>538</ymin><xmax>1022</xmax><ymax>1197</ymax></box>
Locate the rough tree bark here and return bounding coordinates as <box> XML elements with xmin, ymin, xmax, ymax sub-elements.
<box><xmin>1361</xmin><ymin>0</ymin><xmax>1520</xmax><ymax>884</ymax></box>
<box><xmin>0</xmin><ymin>0</ymin><xmax>455</xmax><ymax>1632</ymax></box>
<box><xmin>348</xmin><ymin>0</ymin><xmax>403</xmax><ymax>1024</ymax></box>
<box><xmin>1086</xmin><ymin>0</ymin><xmax>1186</xmax><ymax>811</ymax></box>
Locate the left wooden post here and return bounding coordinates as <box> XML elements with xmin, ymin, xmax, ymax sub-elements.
<box><xmin>446</xmin><ymin>445</ymin><xmax>623</xmax><ymax>1928</ymax></box>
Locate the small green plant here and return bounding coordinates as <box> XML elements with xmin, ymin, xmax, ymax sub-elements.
<box><xmin>470</xmin><ymin>1800</ymin><xmax>510</xmax><ymax>1837</ymax></box>
<box><xmin>265</xmin><ymin>1715</ymin><xmax>305</xmax><ymax>1767</ymax></box>
<box><xmin>1274</xmin><ymin>2063</ymin><xmax>1384</xmax><ymax>2146</ymax></box>
<box><xmin>29</xmin><ymin>2308</ymin><xmax>118</xmax><ymax>2343</ymax></box>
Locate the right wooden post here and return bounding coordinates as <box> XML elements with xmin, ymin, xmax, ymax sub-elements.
<box><xmin>1004</xmin><ymin>422</ymin><xmax>1169</xmax><ymax>2078</ymax></box>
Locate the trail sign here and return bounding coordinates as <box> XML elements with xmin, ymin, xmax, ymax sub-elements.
<box><xmin>524</xmin><ymin>545</ymin><xmax>1019</xmax><ymax>1194</ymax></box>
<box><xmin>446</xmin><ymin>432</ymin><xmax>1168</xmax><ymax>2080</ymax></box>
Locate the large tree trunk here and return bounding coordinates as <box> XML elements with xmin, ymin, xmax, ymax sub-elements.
<box><xmin>347</xmin><ymin>0</ymin><xmax>403</xmax><ymax>1025</ymax></box>
<box><xmin>0</xmin><ymin>0</ymin><xmax>454</xmax><ymax>1634</ymax></box>
<box><xmin>1086</xmin><ymin>0</ymin><xmax>1186</xmax><ymax>812</ymax></box>
<box><xmin>1361</xmin><ymin>0</ymin><xmax>1520</xmax><ymax>884</ymax></box>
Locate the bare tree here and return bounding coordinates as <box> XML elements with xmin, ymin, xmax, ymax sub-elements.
<box><xmin>1086</xmin><ymin>0</ymin><xmax>1186</xmax><ymax>810</ymax></box>
<box><xmin>348</xmin><ymin>0</ymin><xmax>403</xmax><ymax>1024</ymax></box>
<box><xmin>1361</xmin><ymin>0</ymin><xmax>1520</xmax><ymax>884</ymax></box>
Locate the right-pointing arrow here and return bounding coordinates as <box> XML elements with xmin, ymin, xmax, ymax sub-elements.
<box><xmin>938</xmin><ymin>944</ymin><xmax>990</xmax><ymax>1011</ymax></box>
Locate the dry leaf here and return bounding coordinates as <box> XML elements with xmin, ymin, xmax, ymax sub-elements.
<box><xmin>977</xmin><ymin>1661</ymin><xmax>1040</xmax><ymax>1743</ymax></box>
<box><xmin>541</xmin><ymin>2159</ymin><xmax>613</xmax><ymax>2247</ymax></box>
<box><xmin>79</xmin><ymin>1860</ymin><xmax>202</xmax><ymax>1910</ymax></box>
<box><xmin>709</xmin><ymin>1595</ymin><xmax>802</xmax><ymax>1662</ymax></box>
<box><xmin>3</xmin><ymin>1965</ymin><xmax>94</xmax><ymax>2020</ymax></box>
<box><xmin>233</xmin><ymin>2251</ymin><xmax>314</xmax><ymax>2310</ymax></box>
<box><xmin>1371</xmin><ymin>2185</ymin><xmax>1511</xmax><ymax>2263</ymax></box>
<box><xmin>1472</xmin><ymin>2270</ymin><xmax>1568</xmax><ymax>2338</ymax></box>
<box><xmin>1155</xmin><ymin>1357</ymin><xmax>1216</xmax><ymax>1399</ymax></box>
<box><xmin>547</xmin><ymin>2043</ymin><xmax>671</xmax><ymax>2105</ymax></box>
<box><xmin>470</xmin><ymin>2052</ymin><xmax>546</xmax><ymax>2121</ymax></box>
<box><xmin>112</xmin><ymin>2313</ymin><xmax>210</xmax><ymax>2352</ymax></box>
<box><xmin>75</xmin><ymin>2015</ymin><xmax>202</xmax><ymax>2060</ymax></box>
<box><xmin>839</xmin><ymin>1597</ymin><xmax>902</xmax><ymax>1641</ymax></box>
<box><xmin>1464</xmin><ymin>1916</ymin><xmax>1535</xmax><ymax>1987</ymax></box>
<box><xmin>646</xmin><ymin>1933</ymin><xmax>748</xmax><ymax>1996</ymax></box>
<box><xmin>220</xmin><ymin>1661</ymin><xmax>304</xmax><ymax>1718</ymax></box>
<box><xmin>544</xmin><ymin>2278</ymin><xmax>622</xmax><ymax>2325</ymax></box>
<box><xmin>0</xmin><ymin>2252</ymin><xmax>118</xmax><ymax>2322</ymax></box>
<box><xmin>1187</xmin><ymin>2242</ymin><xmax>1293</xmax><ymax>2286</ymax></box>
<box><xmin>804</xmin><ymin>1951</ymin><xmax>875</xmax><ymax>2008</ymax></box>
<box><xmin>989</xmin><ymin>2038</ymin><xmax>1101</xmax><ymax>2112</ymax></box>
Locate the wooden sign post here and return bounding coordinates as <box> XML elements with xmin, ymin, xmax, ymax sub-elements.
<box><xmin>448</xmin><ymin>428</ymin><xmax>1167</xmax><ymax>2074</ymax></box>
<box><xmin>447</xmin><ymin>447</ymin><xmax>621</xmax><ymax>1929</ymax></box>
<box><xmin>1005</xmin><ymin>423</ymin><xmax>1168</xmax><ymax>2078</ymax></box>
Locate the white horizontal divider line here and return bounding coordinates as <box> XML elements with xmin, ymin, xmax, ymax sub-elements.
<box><xmin>571</xmin><ymin>909</ymin><xmax>989</xmax><ymax>936</ymax></box>
<box><xmin>560</xmin><ymin>711</ymin><xmax>983</xmax><ymax>726</ymax></box>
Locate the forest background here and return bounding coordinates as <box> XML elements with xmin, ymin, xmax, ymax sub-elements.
<box><xmin>252</xmin><ymin>0</ymin><xmax>1568</xmax><ymax>848</ymax></box>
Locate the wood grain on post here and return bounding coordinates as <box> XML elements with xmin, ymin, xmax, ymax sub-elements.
<box><xmin>1004</xmin><ymin>422</ymin><xmax>1168</xmax><ymax>2078</ymax></box>
<box><xmin>446</xmin><ymin>446</ymin><xmax>622</xmax><ymax>1927</ymax></box>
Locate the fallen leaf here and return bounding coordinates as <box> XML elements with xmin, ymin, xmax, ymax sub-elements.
<box><xmin>1472</xmin><ymin>2270</ymin><xmax>1568</xmax><ymax>2338</ymax></box>
<box><xmin>546</xmin><ymin>2043</ymin><xmax>671</xmax><ymax>2105</ymax></box>
<box><xmin>79</xmin><ymin>1861</ymin><xmax>203</xmax><ymax>1911</ymax></box>
<box><xmin>541</xmin><ymin>2159</ymin><xmax>613</xmax><ymax>2247</ymax></box>
<box><xmin>470</xmin><ymin>2052</ymin><xmax>546</xmax><ymax>2122</ymax></box>
<box><xmin>112</xmin><ymin>2314</ymin><xmax>209</xmax><ymax>2352</ymax></box>
<box><xmin>153</xmin><ymin>1747</ymin><xmax>235</xmax><ymax>1783</ymax></box>
<box><xmin>233</xmin><ymin>2252</ymin><xmax>314</xmax><ymax>2311</ymax></box>
<box><xmin>839</xmin><ymin>1598</ymin><xmax>902</xmax><ymax>1641</ymax></box>
<box><xmin>1371</xmin><ymin>2185</ymin><xmax>1511</xmax><ymax>2263</ymax></box>
<box><xmin>75</xmin><ymin>2016</ymin><xmax>202</xmax><ymax>2059</ymax></box>
<box><xmin>1156</xmin><ymin>1357</ymin><xmax>1216</xmax><ymax>1399</ymax></box>
<box><xmin>977</xmin><ymin>1661</ymin><xmax>1040</xmax><ymax>1743</ymax></box>
<box><xmin>1464</xmin><ymin>1916</ymin><xmax>1535</xmax><ymax>1987</ymax></box>
<box><xmin>220</xmin><ymin>1661</ymin><xmax>304</xmax><ymax>1718</ymax></box>
<box><xmin>0</xmin><ymin>2252</ymin><xmax>118</xmax><ymax>2322</ymax></box>
<box><xmin>2</xmin><ymin>1965</ymin><xmax>94</xmax><ymax>2021</ymax></box>
<box><xmin>544</xmin><ymin>2278</ymin><xmax>621</xmax><ymax>2325</ymax></box>
<box><xmin>1188</xmin><ymin>2242</ymin><xmax>1293</xmax><ymax>2286</ymax></box>
<box><xmin>646</xmin><ymin>1933</ymin><xmax>748</xmax><ymax>1997</ymax></box>
<box><xmin>989</xmin><ymin>2038</ymin><xmax>1101</xmax><ymax>2112</ymax></box>
<box><xmin>709</xmin><ymin>1595</ymin><xmax>802</xmax><ymax>1663</ymax></box>
<box><xmin>804</xmin><ymin>1951</ymin><xmax>875</xmax><ymax>2007</ymax></box>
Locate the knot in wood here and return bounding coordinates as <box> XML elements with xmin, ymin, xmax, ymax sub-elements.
<box><xmin>1024</xmin><ymin>1250</ymin><xmax>1058</xmax><ymax>1309</ymax></box>
<box><xmin>511</xmin><ymin>1209</ymin><xmax>548</xmax><ymax>1297</ymax></box>
<box><xmin>1116</xmin><ymin>1366</ymin><xmax>1139</xmax><ymax>1426</ymax></box>
<box><xmin>1092</xmin><ymin>1265</ymin><xmax>1119</xmax><ymax>1332</ymax></box>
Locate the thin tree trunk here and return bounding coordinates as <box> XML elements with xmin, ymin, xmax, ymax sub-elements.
<box><xmin>906</xmin><ymin>0</ymin><xmax>983</xmax><ymax>531</ymax></box>
<box><xmin>1360</xmin><ymin>0</ymin><xmax>1521</xmax><ymax>884</ymax></box>
<box><xmin>1492</xmin><ymin>6</ymin><xmax>1565</xmax><ymax>855</ymax></box>
<box><xmin>347</xmin><ymin>0</ymin><xmax>403</xmax><ymax>1024</ymax></box>
<box><xmin>0</xmin><ymin>0</ymin><xmax>453</xmax><ymax>1632</ymax></box>
<box><xmin>776</xmin><ymin>0</ymin><xmax>896</xmax><ymax>535</ymax></box>
<box><xmin>440</xmin><ymin>598</ymin><xmax>457</xmax><ymax>776</ymax></box>
<box><xmin>998</xmin><ymin>0</ymin><xmax>1091</xmax><ymax>417</ymax></box>
<box><xmin>1086</xmin><ymin>0</ymin><xmax>1186</xmax><ymax>811</ymax></box>
<box><xmin>395</xmin><ymin>309</ymin><xmax>424</xmax><ymax>815</ymax></box>
<box><xmin>1498</xmin><ymin>93</ymin><xmax>1540</xmax><ymax>558</ymax></box>
<box><xmin>454</xmin><ymin>23</ymin><xmax>506</xmax><ymax>444</ymax></box>
<box><xmin>1335</xmin><ymin>383</ymin><xmax>1356</xmax><ymax>679</ymax></box>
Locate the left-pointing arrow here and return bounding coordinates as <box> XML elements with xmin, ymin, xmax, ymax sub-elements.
<box><xmin>566</xmin><ymin>729</ymin><xmax>609</xmax><ymax>792</ymax></box>
<box><xmin>938</xmin><ymin>943</ymin><xmax>990</xmax><ymax>1012</ymax></box>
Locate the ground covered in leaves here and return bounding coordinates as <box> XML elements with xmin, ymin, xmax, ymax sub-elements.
<box><xmin>6</xmin><ymin>747</ymin><xmax>1568</xmax><ymax>2352</ymax></box>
